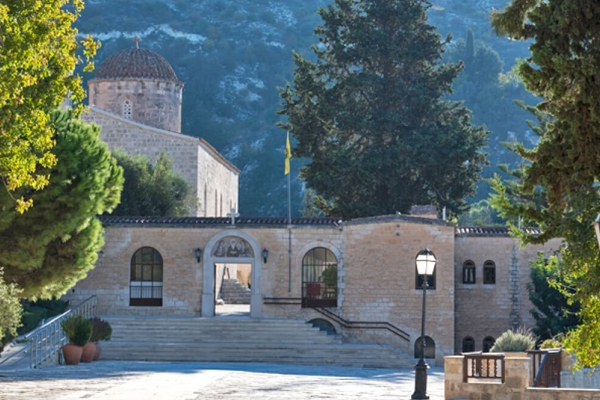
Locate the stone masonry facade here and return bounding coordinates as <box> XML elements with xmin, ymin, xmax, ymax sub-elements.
<box><xmin>83</xmin><ymin>108</ymin><xmax>238</xmax><ymax>217</ymax></box>
<box><xmin>62</xmin><ymin>213</ymin><xmax>558</xmax><ymax>365</ymax></box>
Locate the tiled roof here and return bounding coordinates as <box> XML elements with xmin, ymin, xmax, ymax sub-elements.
<box><xmin>99</xmin><ymin>216</ymin><xmax>342</xmax><ymax>227</ymax></box>
<box><xmin>456</xmin><ymin>226</ymin><xmax>542</xmax><ymax>237</ymax></box>
<box><xmin>93</xmin><ymin>47</ymin><xmax>179</xmax><ymax>83</ymax></box>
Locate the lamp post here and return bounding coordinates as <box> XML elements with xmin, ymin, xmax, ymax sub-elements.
<box><xmin>411</xmin><ymin>248</ymin><xmax>437</xmax><ymax>400</ymax></box>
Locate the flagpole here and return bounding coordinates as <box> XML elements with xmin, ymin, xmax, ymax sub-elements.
<box><xmin>287</xmin><ymin>170</ymin><xmax>292</xmax><ymax>293</ymax></box>
<box><xmin>286</xmin><ymin>132</ymin><xmax>292</xmax><ymax>293</ymax></box>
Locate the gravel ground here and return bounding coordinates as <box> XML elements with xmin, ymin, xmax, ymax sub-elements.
<box><xmin>0</xmin><ymin>361</ymin><xmax>444</xmax><ymax>400</ymax></box>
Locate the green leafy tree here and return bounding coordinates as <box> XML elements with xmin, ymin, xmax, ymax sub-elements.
<box><xmin>111</xmin><ymin>150</ymin><xmax>192</xmax><ymax>217</ymax></box>
<box><xmin>490</xmin><ymin>0</ymin><xmax>600</xmax><ymax>368</ymax></box>
<box><xmin>278</xmin><ymin>0</ymin><xmax>488</xmax><ymax>219</ymax></box>
<box><xmin>0</xmin><ymin>269</ymin><xmax>22</xmax><ymax>343</ymax></box>
<box><xmin>0</xmin><ymin>109</ymin><xmax>122</xmax><ymax>299</ymax></box>
<box><xmin>0</xmin><ymin>0</ymin><xmax>99</xmax><ymax>212</ymax></box>
<box><xmin>527</xmin><ymin>253</ymin><xmax>580</xmax><ymax>341</ymax></box>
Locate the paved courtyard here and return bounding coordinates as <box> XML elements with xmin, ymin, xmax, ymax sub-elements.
<box><xmin>0</xmin><ymin>361</ymin><xmax>444</xmax><ymax>400</ymax></box>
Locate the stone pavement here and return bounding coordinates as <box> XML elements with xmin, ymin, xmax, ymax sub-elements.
<box><xmin>0</xmin><ymin>361</ymin><xmax>444</xmax><ymax>400</ymax></box>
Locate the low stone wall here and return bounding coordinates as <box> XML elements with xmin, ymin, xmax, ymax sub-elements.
<box><xmin>445</xmin><ymin>355</ymin><xmax>600</xmax><ymax>400</ymax></box>
<box><xmin>562</xmin><ymin>367</ymin><xmax>600</xmax><ymax>389</ymax></box>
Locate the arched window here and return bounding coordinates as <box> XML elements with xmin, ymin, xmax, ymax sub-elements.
<box><xmin>483</xmin><ymin>336</ymin><xmax>495</xmax><ymax>352</ymax></box>
<box><xmin>214</xmin><ymin>190</ymin><xmax>218</xmax><ymax>216</ymax></box>
<box><xmin>302</xmin><ymin>247</ymin><xmax>338</xmax><ymax>308</ymax></box>
<box><xmin>203</xmin><ymin>184</ymin><xmax>208</xmax><ymax>217</ymax></box>
<box><xmin>483</xmin><ymin>260</ymin><xmax>496</xmax><ymax>284</ymax></box>
<box><xmin>463</xmin><ymin>260</ymin><xmax>476</xmax><ymax>284</ymax></box>
<box><xmin>130</xmin><ymin>247</ymin><xmax>163</xmax><ymax>306</ymax></box>
<box><xmin>122</xmin><ymin>100</ymin><xmax>132</xmax><ymax>119</ymax></box>
<box><xmin>462</xmin><ymin>336</ymin><xmax>475</xmax><ymax>353</ymax></box>
<box><xmin>414</xmin><ymin>336</ymin><xmax>435</xmax><ymax>359</ymax></box>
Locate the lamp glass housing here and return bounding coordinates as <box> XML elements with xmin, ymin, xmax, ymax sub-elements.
<box><xmin>416</xmin><ymin>249</ymin><xmax>437</xmax><ymax>276</ymax></box>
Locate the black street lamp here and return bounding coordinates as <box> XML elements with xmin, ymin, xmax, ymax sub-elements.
<box><xmin>411</xmin><ymin>248</ymin><xmax>437</xmax><ymax>400</ymax></box>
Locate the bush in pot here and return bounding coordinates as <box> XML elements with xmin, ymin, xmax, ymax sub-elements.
<box><xmin>490</xmin><ymin>328</ymin><xmax>537</xmax><ymax>353</ymax></box>
<box><xmin>61</xmin><ymin>315</ymin><xmax>92</xmax><ymax>365</ymax></box>
<box><xmin>89</xmin><ymin>318</ymin><xmax>112</xmax><ymax>360</ymax></box>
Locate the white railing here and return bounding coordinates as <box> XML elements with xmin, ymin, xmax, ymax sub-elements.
<box><xmin>25</xmin><ymin>296</ymin><xmax>98</xmax><ymax>368</ymax></box>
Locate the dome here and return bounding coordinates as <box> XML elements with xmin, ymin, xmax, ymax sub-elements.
<box><xmin>93</xmin><ymin>46</ymin><xmax>179</xmax><ymax>83</ymax></box>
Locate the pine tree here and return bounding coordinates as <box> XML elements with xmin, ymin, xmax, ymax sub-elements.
<box><xmin>0</xmin><ymin>109</ymin><xmax>123</xmax><ymax>299</ymax></box>
<box><xmin>278</xmin><ymin>0</ymin><xmax>488</xmax><ymax>219</ymax></box>
<box><xmin>490</xmin><ymin>0</ymin><xmax>600</xmax><ymax>368</ymax></box>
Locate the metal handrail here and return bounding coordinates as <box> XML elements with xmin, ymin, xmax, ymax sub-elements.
<box><xmin>26</xmin><ymin>296</ymin><xmax>98</xmax><ymax>368</ymax></box>
<box><xmin>313</xmin><ymin>306</ymin><xmax>410</xmax><ymax>342</ymax></box>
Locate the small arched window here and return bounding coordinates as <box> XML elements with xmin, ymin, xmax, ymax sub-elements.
<box><xmin>483</xmin><ymin>260</ymin><xmax>496</xmax><ymax>284</ymax></box>
<box><xmin>130</xmin><ymin>247</ymin><xmax>163</xmax><ymax>306</ymax></box>
<box><xmin>204</xmin><ymin>184</ymin><xmax>208</xmax><ymax>217</ymax></box>
<box><xmin>462</xmin><ymin>336</ymin><xmax>475</xmax><ymax>353</ymax></box>
<box><xmin>302</xmin><ymin>247</ymin><xmax>338</xmax><ymax>308</ymax></box>
<box><xmin>463</xmin><ymin>260</ymin><xmax>476</xmax><ymax>284</ymax></box>
<box><xmin>414</xmin><ymin>336</ymin><xmax>435</xmax><ymax>359</ymax></box>
<box><xmin>122</xmin><ymin>100</ymin><xmax>132</xmax><ymax>119</ymax></box>
<box><xmin>483</xmin><ymin>336</ymin><xmax>495</xmax><ymax>353</ymax></box>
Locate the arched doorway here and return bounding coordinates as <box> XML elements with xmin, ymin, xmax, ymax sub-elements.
<box><xmin>202</xmin><ymin>231</ymin><xmax>262</xmax><ymax>318</ymax></box>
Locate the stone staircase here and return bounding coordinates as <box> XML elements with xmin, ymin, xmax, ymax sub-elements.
<box><xmin>219</xmin><ymin>279</ymin><xmax>251</xmax><ymax>304</ymax></box>
<box><xmin>100</xmin><ymin>316</ymin><xmax>414</xmax><ymax>369</ymax></box>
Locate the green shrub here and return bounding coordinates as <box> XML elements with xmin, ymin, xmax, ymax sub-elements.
<box><xmin>61</xmin><ymin>315</ymin><xmax>92</xmax><ymax>347</ymax></box>
<box><xmin>539</xmin><ymin>337</ymin><xmax>562</xmax><ymax>349</ymax></box>
<box><xmin>18</xmin><ymin>299</ymin><xmax>68</xmax><ymax>335</ymax></box>
<box><xmin>490</xmin><ymin>328</ymin><xmax>537</xmax><ymax>352</ymax></box>
<box><xmin>89</xmin><ymin>318</ymin><xmax>112</xmax><ymax>342</ymax></box>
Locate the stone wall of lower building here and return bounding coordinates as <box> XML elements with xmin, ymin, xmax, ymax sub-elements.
<box><xmin>454</xmin><ymin>235</ymin><xmax>562</xmax><ymax>353</ymax></box>
<box><xmin>62</xmin><ymin>215</ymin><xmax>455</xmax><ymax>361</ymax></box>
<box><xmin>339</xmin><ymin>216</ymin><xmax>456</xmax><ymax>365</ymax></box>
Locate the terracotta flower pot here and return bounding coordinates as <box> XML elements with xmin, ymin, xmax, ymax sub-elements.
<box><xmin>93</xmin><ymin>341</ymin><xmax>102</xmax><ymax>361</ymax></box>
<box><xmin>62</xmin><ymin>343</ymin><xmax>83</xmax><ymax>365</ymax></box>
<box><xmin>80</xmin><ymin>342</ymin><xmax>96</xmax><ymax>363</ymax></box>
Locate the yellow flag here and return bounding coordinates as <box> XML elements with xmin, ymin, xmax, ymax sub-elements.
<box><xmin>284</xmin><ymin>132</ymin><xmax>291</xmax><ymax>175</ymax></box>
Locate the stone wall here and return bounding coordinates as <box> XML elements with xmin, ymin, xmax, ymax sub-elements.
<box><xmin>445</xmin><ymin>355</ymin><xmax>600</xmax><ymax>400</ymax></box>
<box><xmin>454</xmin><ymin>236</ymin><xmax>562</xmax><ymax>353</ymax></box>
<box><xmin>340</xmin><ymin>216</ymin><xmax>455</xmax><ymax>365</ymax></box>
<box><xmin>89</xmin><ymin>79</ymin><xmax>183</xmax><ymax>133</ymax></box>
<box><xmin>62</xmin><ymin>215</ymin><xmax>456</xmax><ymax>361</ymax></box>
<box><xmin>83</xmin><ymin>107</ymin><xmax>239</xmax><ymax>217</ymax></box>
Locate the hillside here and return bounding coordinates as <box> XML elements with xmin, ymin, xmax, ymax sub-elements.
<box><xmin>76</xmin><ymin>0</ymin><xmax>533</xmax><ymax>216</ymax></box>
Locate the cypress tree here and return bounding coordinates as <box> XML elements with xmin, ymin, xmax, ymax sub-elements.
<box><xmin>278</xmin><ymin>0</ymin><xmax>488</xmax><ymax>219</ymax></box>
<box><xmin>490</xmin><ymin>0</ymin><xmax>600</xmax><ymax>368</ymax></box>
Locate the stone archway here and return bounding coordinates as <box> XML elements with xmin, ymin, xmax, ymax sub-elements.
<box><xmin>202</xmin><ymin>230</ymin><xmax>262</xmax><ymax>318</ymax></box>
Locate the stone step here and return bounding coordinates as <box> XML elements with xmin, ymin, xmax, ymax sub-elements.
<box><xmin>100</xmin><ymin>316</ymin><xmax>414</xmax><ymax>369</ymax></box>
<box><xmin>100</xmin><ymin>342</ymin><xmax>413</xmax><ymax>369</ymax></box>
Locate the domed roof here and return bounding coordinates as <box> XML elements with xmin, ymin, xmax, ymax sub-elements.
<box><xmin>94</xmin><ymin>46</ymin><xmax>179</xmax><ymax>83</ymax></box>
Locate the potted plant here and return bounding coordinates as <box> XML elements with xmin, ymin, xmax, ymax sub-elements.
<box><xmin>89</xmin><ymin>317</ymin><xmax>112</xmax><ymax>361</ymax></box>
<box><xmin>61</xmin><ymin>315</ymin><xmax>92</xmax><ymax>365</ymax></box>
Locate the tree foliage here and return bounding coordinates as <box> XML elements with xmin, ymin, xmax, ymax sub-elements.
<box><xmin>111</xmin><ymin>150</ymin><xmax>192</xmax><ymax>217</ymax></box>
<box><xmin>490</xmin><ymin>0</ymin><xmax>600</xmax><ymax>368</ymax></box>
<box><xmin>0</xmin><ymin>269</ymin><xmax>22</xmax><ymax>343</ymax></box>
<box><xmin>0</xmin><ymin>109</ymin><xmax>122</xmax><ymax>299</ymax></box>
<box><xmin>527</xmin><ymin>253</ymin><xmax>580</xmax><ymax>341</ymax></box>
<box><xmin>278</xmin><ymin>0</ymin><xmax>488</xmax><ymax>219</ymax></box>
<box><xmin>0</xmin><ymin>0</ymin><xmax>99</xmax><ymax>212</ymax></box>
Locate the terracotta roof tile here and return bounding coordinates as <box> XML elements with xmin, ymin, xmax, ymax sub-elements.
<box><xmin>93</xmin><ymin>47</ymin><xmax>179</xmax><ymax>82</ymax></box>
